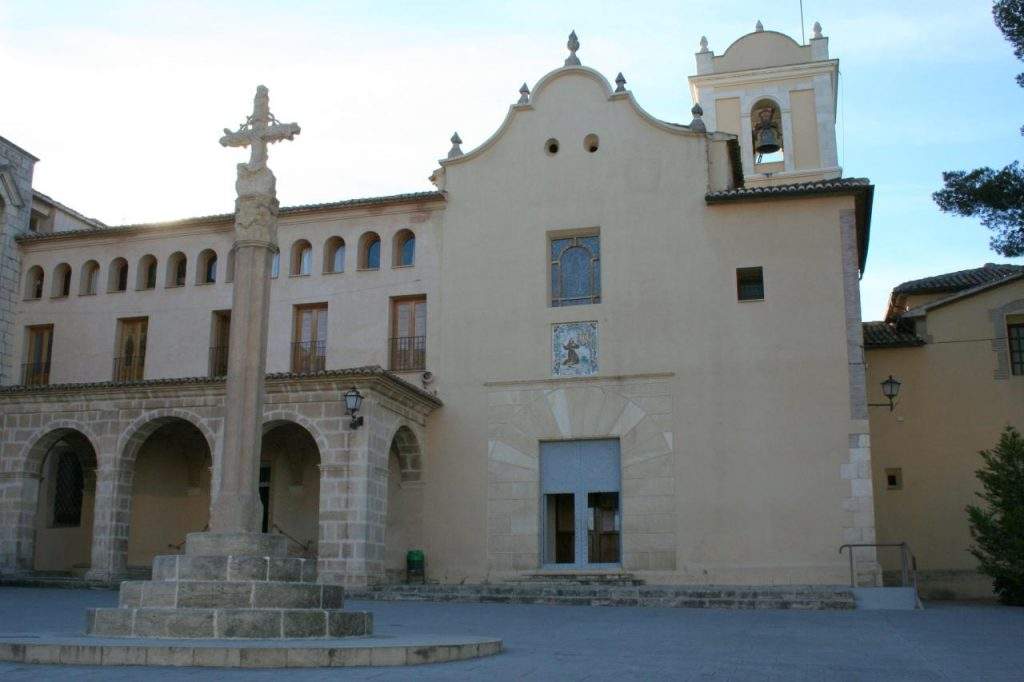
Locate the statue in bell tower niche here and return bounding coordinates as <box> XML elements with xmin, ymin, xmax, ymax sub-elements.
<box><xmin>752</xmin><ymin>102</ymin><xmax>782</xmax><ymax>157</ymax></box>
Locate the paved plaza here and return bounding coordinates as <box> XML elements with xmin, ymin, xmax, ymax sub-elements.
<box><xmin>0</xmin><ymin>587</ymin><xmax>1022</xmax><ymax>680</ymax></box>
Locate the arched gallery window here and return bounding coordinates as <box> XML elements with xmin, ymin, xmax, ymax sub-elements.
<box><xmin>80</xmin><ymin>260</ymin><xmax>100</xmax><ymax>295</ymax></box>
<box><xmin>52</xmin><ymin>263</ymin><xmax>72</xmax><ymax>298</ymax></box>
<box><xmin>108</xmin><ymin>257</ymin><xmax>129</xmax><ymax>293</ymax></box>
<box><xmin>25</xmin><ymin>265</ymin><xmax>44</xmax><ymax>300</ymax></box>
<box><xmin>270</xmin><ymin>251</ymin><xmax>280</xmax><ymax>279</ymax></box>
<box><xmin>360</xmin><ymin>232</ymin><xmax>381</xmax><ymax>270</ymax></box>
<box><xmin>291</xmin><ymin>240</ymin><xmax>312</xmax><ymax>276</ymax></box>
<box><xmin>197</xmin><ymin>249</ymin><xmax>218</xmax><ymax>284</ymax></box>
<box><xmin>324</xmin><ymin>237</ymin><xmax>345</xmax><ymax>274</ymax></box>
<box><xmin>167</xmin><ymin>252</ymin><xmax>187</xmax><ymax>287</ymax></box>
<box><xmin>137</xmin><ymin>255</ymin><xmax>158</xmax><ymax>290</ymax></box>
<box><xmin>394</xmin><ymin>229</ymin><xmax>415</xmax><ymax>267</ymax></box>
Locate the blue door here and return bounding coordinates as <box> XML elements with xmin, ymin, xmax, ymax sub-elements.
<box><xmin>540</xmin><ymin>439</ymin><xmax>621</xmax><ymax>569</ymax></box>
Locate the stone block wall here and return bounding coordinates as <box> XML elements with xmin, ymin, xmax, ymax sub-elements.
<box><xmin>0</xmin><ymin>138</ymin><xmax>37</xmax><ymax>386</ymax></box>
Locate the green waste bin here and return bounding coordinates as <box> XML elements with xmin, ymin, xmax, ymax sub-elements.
<box><xmin>406</xmin><ymin>549</ymin><xmax>425</xmax><ymax>584</ymax></box>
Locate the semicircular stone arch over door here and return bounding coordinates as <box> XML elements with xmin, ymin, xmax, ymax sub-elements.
<box><xmin>485</xmin><ymin>376</ymin><xmax>676</xmax><ymax>579</ymax></box>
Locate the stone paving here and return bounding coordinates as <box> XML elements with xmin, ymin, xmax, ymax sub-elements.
<box><xmin>1</xmin><ymin>586</ymin><xmax>1023</xmax><ymax>680</ymax></box>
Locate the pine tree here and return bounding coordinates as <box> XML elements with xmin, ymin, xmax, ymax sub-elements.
<box><xmin>933</xmin><ymin>1</ymin><xmax>1024</xmax><ymax>256</ymax></box>
<box><xmin>966</xmin><ymin>426</ymin><xmax>1024</xmax><ymax>605</ymax></box>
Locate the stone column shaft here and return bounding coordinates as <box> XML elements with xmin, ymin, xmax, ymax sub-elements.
<box><xmin>210</xmin><ymin>193</ymin><xmax>278</xmax><ymax>533</ymax></box>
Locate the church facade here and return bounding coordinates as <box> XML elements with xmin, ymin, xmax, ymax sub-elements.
<box><xmin>0</xmin><ymin>25</ymin><xmax>880</xmax><ymax>588</ymax></box>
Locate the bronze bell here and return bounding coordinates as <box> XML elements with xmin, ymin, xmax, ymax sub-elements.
<box><xmin>754</xmin><ymin>126</ymin><xmax>781</xmax><ymax>155</ymax></box>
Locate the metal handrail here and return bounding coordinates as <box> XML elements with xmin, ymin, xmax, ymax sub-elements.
<box><xmin>839</xmin><ymin>542</ymin><xmax>918</xmax><ymax>591</ymax></box>
<box><xmin>272</xmin><ymin>523</ymin><xmax>314</xmax><ymax>557</ymax></box>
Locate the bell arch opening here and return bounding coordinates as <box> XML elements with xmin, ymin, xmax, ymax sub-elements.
<box><xmin>32</xmin><ymin>429</ymin><xmax>98</xmax><ymax>575</ymax></box>
<box><xmin>384</xmin><ymin>425</ymin><xmax>424</xmax><ymax>582</ymax></box>
<box><xmin>260</xmin><ymin>420</ymin><xmax>321</xmax><ymax>558</ymax></box>
<box><xmin>126</xmin><ymin>418</ymin><xmax>212</xmax><ymax>570</ymax></box>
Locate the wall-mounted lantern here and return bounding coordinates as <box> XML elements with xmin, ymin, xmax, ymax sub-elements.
<box><xmin>869</xmin><ymin>375</ymin><xmax>902</xmax><ymax>412</ymax></box>
<box><xmin>344</xmin><ymin>387</ymin><xmax>364</xmax><ymax>429</ymax></box>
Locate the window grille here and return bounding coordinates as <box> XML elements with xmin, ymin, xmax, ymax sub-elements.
<box><xmin>551</xmin><ymin>235</ymin><xmax>600</xmax><ymax>306</ymax></box>
<box><xmin>1009</xmin><ymin>323</ymin><xmax>1024</xmax><ymax>376</ymax></box>
<box><xmin>52</xmin><ymin>451</ymin><xmax>84</xmax><ymax>527</ymax></box>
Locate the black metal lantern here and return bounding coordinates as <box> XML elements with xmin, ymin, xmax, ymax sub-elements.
<box><xmin>344</xmin><ymin>387</ymin><xmax>364</xmax><ymax>429</ymax></box>
<box><xmin>869</xmin><ymin>375</ymin><xmax>902</xmax><ymax>412</ymax></box>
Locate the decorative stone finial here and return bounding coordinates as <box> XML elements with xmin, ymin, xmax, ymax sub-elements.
<box><xmin>699</xmin><ymin>36</ymin><xmax>709</xmax><ymax>53</ymax></box>
<box><xmin>812</xmin><ymin>21</ymin><xmax>823</xmax><ymax>39</ymax></box>
<box><xmin>614</xmin><ymin>73</ymin><xmax>626</xmax><ymax>93</ymax></box>
<box><xmin>565</xmin><ymin>30</ymin><xmax>581</xmax><ymax>66</ymax></box>
<box><xmin>518</xmin><ymin>83</ymin><xmax>530</xmax><ymax>105</ymax></box>
<box><xmin>448</xmin><ymin>132</ymin><xmax>463</xmax><ymax>159</ymax></box>
<box><xmin>689</xmin><ymin>103</ymin><xmax>706</xmax><ymax>133</ymax></box>
<box><xmin>755</xmin><ymin>20</ymin><xmax>764</xmax><ymax>32</ymax></box>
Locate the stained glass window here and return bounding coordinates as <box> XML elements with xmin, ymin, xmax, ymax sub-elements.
<box><xmin>550</xmin><ymin>235</ymin><xmax>600</xmax><ymax>306</ymax></box>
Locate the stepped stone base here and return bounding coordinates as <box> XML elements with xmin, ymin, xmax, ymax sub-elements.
<box><xmin>88</xmin><ymin>607</ymin><xmax>371</xmax><ymax>639</ymax></box>
<box><xmin>87</xmin><ymin>533</ymin><xmax>373</xmax><ymax>640</ymax></box>
<box><xmin>0</xmin><ymin>636</ymin><xmax>502</xmax><ymax>668</ymax></box>
<box><xmin>354</xmin><ymin>582</ymin><xmax>856</xmax><ymax>610</ymax></box>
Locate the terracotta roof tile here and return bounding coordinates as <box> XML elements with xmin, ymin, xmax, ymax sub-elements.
<box><xmin>862</xmin><ymin>321</ymin><xmax>923</xmax><ymax>349</ymax></box>
<box><xmin>892</xmin><ymin>263</ymin><xmax>1024</xmax><ymax>295</ymax></box>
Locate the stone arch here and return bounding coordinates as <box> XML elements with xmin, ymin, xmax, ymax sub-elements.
<box><xmin>384</xmin><ymin>423</ymin><xmax>425</xmax><ymax>580</ymax></box>
<box><xmin>486</xmin><ymin>381</ymin><xmax>675</xmax><ymax>577</ymax></box>
<box><xmin>117</xmin><ymin>408</ymin><xmax>217</xmax><ymax>469</ymax></box>
<box><xmin>20</xmin><ymin>419</ymin><xmax>103</xmax><ymax>477</ymax></box>
<box><xmin>261</xmin><ymin>416</ymin><xmax>323</xmax><ymax>557</ymax></box>
<box><xmin>7</xmin><ymin>421</ymin><xmax>101</xmax><ymax>573</ymax></box>
<box><xmin>261</xmin><ymin>410</ymin><xmax>331</xmax><ymax>457</ymax></box>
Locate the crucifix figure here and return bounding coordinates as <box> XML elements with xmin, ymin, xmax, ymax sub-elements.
<box><xmin>220</xmin><ymin>85</ymin><xmax>300</xmax><ymax>173</ymax></box>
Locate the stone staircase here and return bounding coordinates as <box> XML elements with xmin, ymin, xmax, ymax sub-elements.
<box><xmin>353</xmin><ymin>579</ymin><xmax>855</xmax><ymax>610</ymax></box>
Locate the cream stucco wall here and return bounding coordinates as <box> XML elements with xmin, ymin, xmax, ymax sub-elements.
<box><xmin>10</xmin><ymin>199</ymin><xmax>442</xmax><ymax>385</ymax></box>
<box><xmin>867</xmin><ymin>280</ymin><xmax>1024</xmax><ymax>599</ymax></box>
<box><xmin>428</xmin><ymin>67</ymin><xmax>868</xmax><ymax>584</ymax></box>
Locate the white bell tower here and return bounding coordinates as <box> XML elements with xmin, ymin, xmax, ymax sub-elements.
<box><xmin>688</xmin><ymin>21</ymin><xmax>840</xmax><ymax>187</ymax></box>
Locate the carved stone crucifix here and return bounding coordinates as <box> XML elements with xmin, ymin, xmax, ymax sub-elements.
<box><xmin>220</xmin><ymin>85</ymin><xmax>300</xmax><ymax>173</ymax></box>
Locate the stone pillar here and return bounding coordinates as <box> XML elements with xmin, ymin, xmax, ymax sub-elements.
<box><xmin>0</xmin><ymin>471</ymin><xmax>40</xmax><ymax>574</ymax></box>
<box><xmin>85</xmin><ymin>463</ymin><xmax>133</xmax><ymax>581</ymax></box>
<box><xmin>210</xmin><ymin>199</ymin><xmax>278</xmax><ymax>534</ymax></box>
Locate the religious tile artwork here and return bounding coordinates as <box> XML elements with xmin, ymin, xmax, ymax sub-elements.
<box><xmin>552</xmin><ymin>321</ymin><xmax>598</xmax><ymax>377</ymax></box>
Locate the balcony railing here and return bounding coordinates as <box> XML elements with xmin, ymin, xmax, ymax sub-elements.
<box><xmin>112</xmin><ymin>355</ymin><xmax>145</xmax><ymax>382</ymax></box>
<box><xmin>390</xmin><ymin>335</ymin><xmax>426</xmax><ymax>372</ymax></box>
<box><xmin>291</xmin><ymin>340</ymin><xmax>326</xmax><ymax>374</ymax></box>
<box><xmin>21</xmin><ymin>361</ymin><xmax>51</xmax><ymax>386</ymax></box>
<box><xmin>209</xmin><ymin>345</ymin><xmax>229</xmax><ymax>377</ymax></box>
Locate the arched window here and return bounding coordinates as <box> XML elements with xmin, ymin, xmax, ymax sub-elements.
<box><xmin>550</xmin><ymin>234</ymin><xmax>601</xmax><ymax>306</ymax></box>
<box><xmin>394</xmin><ymin>230</ymin><xmax>415</xmax><ymax>267</ymax></box>
<box><xmin>137</xmin><ymin>255</ymin><xmax>158</xmax><ymax>290</ymax></box>
<box><xmin>25</xmin><ymin>265</ymin><xmax>44</xmax><ymax>300</ymax></box>
<box><xmin>360</xmin><ymin>232</ymin><xmax>381</xmax><ymax>270</ymax></box>
<box><xmin>51</xmin><ymin>263</ymin><xmax>72</xmax><ymax>298</ymax></box>
<box><xmin>291</xmin><ymin>239</ymin><xmax>312</xmax><ymax>276</ymax></box>
<box><xmin>751</xmin><ymin>98</ymin><xmax>784</xmax><ymax>165</ymax></box>
<box><xmin>108</xmin><ymin>257</ymin><xmax>129</xmax><ymax>293</ymax></box>
<box><xmin>197</xmin><ymin>249</ymin><xmax>218</xmax><ymax>284</ymax></box>
<box><xmin>270</xmin><ymin>251</ymin><xmax>280</xmax><ymax>279</ymax></box>
<box><xmin>167</xmin><ymin>252</ymin><xmax>187</xmax><ymax>288</ymax></box>
<box><xmin>80</xmin><ymin>260</ymin><xmax>100</xmax><ymax>295</ymax></box>
<box><xmin>323</xmin><ymin>237</ymin><xmax>345</xmax><ymax>274</ymax></box>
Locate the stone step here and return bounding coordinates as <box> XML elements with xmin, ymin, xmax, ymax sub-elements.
<box><xmin>151</xmin><ymin>554</ymin><xmax>316</xmax><ymax>583</ymax></box>
<box><xmin>87</xmin><ymin>606</ymin><xmax>372</xmax><ymax>639</ymax></box>
<box><xmin>508</xmin><ymin>572</ymin><xmax>645</xmax><ymax>586</ymax></box>
<box><xmin>354</xmin><ymin>584</ymin><xmax>856</xmax><ymax>610</ymax></box>
<box><xmin>118</xmin><ymin>580</ymin><xmax>344</xmax><ymax>610</ymax></box>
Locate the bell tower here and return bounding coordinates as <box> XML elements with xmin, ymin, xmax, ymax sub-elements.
<box><xmin>689</xmin><ymin>21</ymin><xmax>839</xmax><ymax>187</ymax></box>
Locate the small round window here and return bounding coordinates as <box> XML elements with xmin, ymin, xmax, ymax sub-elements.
<box><xmin>545</xmin><ymin>138</ymin><xmax>560</xmax><ymax>155</ymax></box>
<box><xmin>584</xmin><ymin>134</ymin><xmax>599</xmax><ymax>153</ymax></box>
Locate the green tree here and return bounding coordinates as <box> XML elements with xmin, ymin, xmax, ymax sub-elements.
<box><xmin>933</xmin><ymin>1</ymin><xmax>1024</xmax><ymax>256</ymax></box>
<box><xmin>966</xmin><ymin>426</ymin><xmax>1024</xmax><ymax>605</ymax></box>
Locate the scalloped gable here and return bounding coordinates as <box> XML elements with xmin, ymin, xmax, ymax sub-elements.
<box><xmin>714</xmin><ymin>31</ymin><xmax>812</xmax><ymax>73</ymax></box>
<box><xmin>439</xmin><ymin>66</ymin><xmax>700</xmax><ymax>168</ymax></box>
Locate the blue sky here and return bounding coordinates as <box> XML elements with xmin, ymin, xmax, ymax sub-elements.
<box><xmin>1</xmin><ymin>0</ymin><xmax>1021</xmax><ymax>318</ymax></box>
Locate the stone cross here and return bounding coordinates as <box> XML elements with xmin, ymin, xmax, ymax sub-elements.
<box><xmin>209</xmin><ymin>86</ymin><xmax>300</xmax><ymax>538</ymax></box>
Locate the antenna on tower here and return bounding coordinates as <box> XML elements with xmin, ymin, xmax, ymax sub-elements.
<box><xmin>800</xmin><ymin>0</ymin><xmax>806</xmax><ymax>44</ymax></box>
